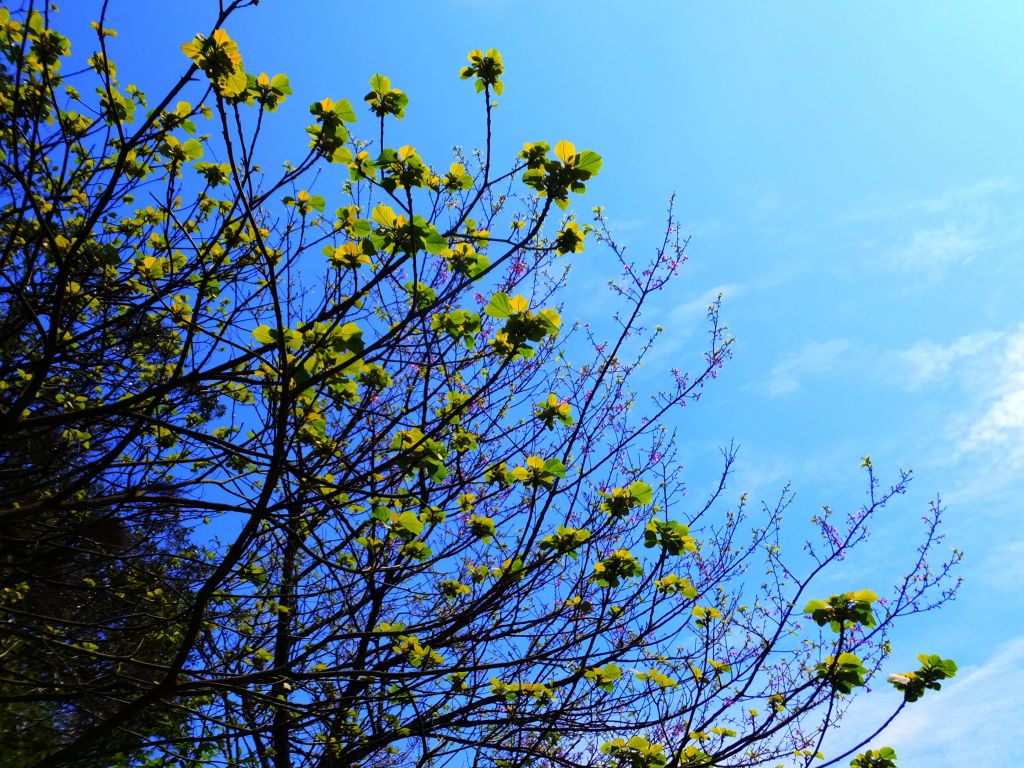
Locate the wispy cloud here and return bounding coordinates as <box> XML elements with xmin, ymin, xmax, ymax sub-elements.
<box><xmin>877</xmin><ymin>636</ymin><xmax>1024</xmax><ymax>767</ymax></box>
<box><xmin>839</xmin><ymin>178</ymin><xmax>1020</xmax><ymax>284</ymax></box>
<box><xmin>641</xmin><ymin>284</ymin><xmax>744</xmax><ymax>372</ymax></box>
<box><xmin>765</xmin><ymin>339</ymin><xmax>851</xmax><ymax>396</ymax></box>
<box><xmin>956</xmin><ymin>327</ymin><xmax>1024</xmax><ymax>454</ymax></box>
<box><xmin>977</xmin><ymin>536</ymin><xmax>1024</xmax><ymax>593</ymax></box>
<box><xmin>887</xmin><ymin>325</ymin><xmax>1024</xmax><ymax>455</ymax></box>
<box><xmin>839</xmin><ymin>177</ymin><xmax>1012</xmax><ymax>224</ymax></box>
<box><xmin>748</xmin><ymin>190</ymin><xmax>781</xmax><ymax>222</ymax></box>
<box><xmin>831</xmin><ymin>637</ymin><xmax>1024</xmax><ymax>768</ymax></box>
<box><xmin>916</xmin><ymin>177</ymin><xmax>1013</xmax><ymax>214</ymax></box>
<box><xmin>603</xmin><ymin>217</ymin><xmax>647</xmax><ymax>235</ymax></box>
<box><xmin>890</xmin><ymin>331</ymin><xmax>1002</xmax><ymax>391</ymax></box>
<box><xmin>668</xmin><ymin>284</ymin><xmax>743</xmax><ymax>328</ymax></box>
<box><xmin>881</xmin><ymin>224</ymin><xmax>982</xmax><ymax>276</ymax></box>
<box><xmin>884</xmin><ymin>325</ymin><xmax>1024</xmax><ymax>502</ymax></box>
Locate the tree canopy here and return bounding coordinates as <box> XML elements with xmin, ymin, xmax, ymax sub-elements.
<box><xmin>0</xmin><ymin>3</ymin><xmax>961</xmax><ymax>768</ymax></box>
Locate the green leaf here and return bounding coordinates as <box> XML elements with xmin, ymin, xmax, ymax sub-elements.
<box><xmin>397</xmin><ymin>511</ymin><xmax>424</xmax><ymax>537</ymax></box>
<box><xmin>333</xmin><ymin>98</ymin><xmax>357</xmax><ymax>122</ymax></box>
<box><xmin>182</xmin><ymin>138</ymin><xmax>204</xmax><ymax>160</ymax></box>
<box><xmin>484</xmin><ymin>292</ymin><xmax>514</xmax><ymax>319</ymax></box>
<box><xmin>575</xmin><ymin>149</ymin><xmax>603</xmax><ymax>176</ymax></box>
<box><xmin>543</xmin><ymin>457</ymin><xmax>566</xmax><ymax>478</ymax></box>
<box><xmin>629</xmin><ymin>480</ymin><xmax>653</xmax><ymax>505</ymax></box>
<box><xmin>423</xmin><ymin>228</ymin><xmax>448</xmax><ymax>255</ymax></box>
<box><xmin>253</xmin><ymin>325</ymin><xmax>274</xmax><ymax>344</ymax></box>
<box><xmin>332</xmin><ymin>322</ymin><xmax>364</xmax><ymax>353</ymax></box>
<box><xmin>271</xmin><ymin>73</ymin><xmax>292</xmax><ymax>93</ymax></box>
<box><xmin>372</xmin><ymin>203</ymin><xmax>397</xmax><ymax>227</ymax></box>
<box><xmin>331</xmin><ymin>146</ymin><xmax>354</xmax><ymax>164</ymax></box>
<box><xmin>803</xmin><ymin>599</ymin><xmax>828</xmax><ymax>614</ymax></box>
<box><xmin>244</xmin><ymin>564</ymin><xmax>267</xmax><ymax>587</ymax></box>
<box><xmin>369</xmin><ymin>74</ymin><xmax>391</xmax><ymax>93</ymax></box>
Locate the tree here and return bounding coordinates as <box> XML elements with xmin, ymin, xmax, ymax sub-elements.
<box><xmin>0</xmin><ymin>3</ymin><xmax>961</xmax><ymax>767</ymax></box>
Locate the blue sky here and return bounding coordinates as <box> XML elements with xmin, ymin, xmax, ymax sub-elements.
<box><xmin>64</xmin><ymin>1</ymin><xmax>1024</xmax><ymax>764</ymax></box>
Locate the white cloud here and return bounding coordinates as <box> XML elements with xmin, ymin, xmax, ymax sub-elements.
<box><xmin>957</xmin><ymin>327</ymin><xmax>1024</xmax><ymax>454</ymax></box>
<box><xmin>977</xmin><ymin>537</ymin><xmax>1024</xmax><ymax>593</ymax></box>
<box><xmin>875</xmin><ymin>637</ymin><xmax>1024</xmax><ymax>767</ymax></box>
<box><xmin>891</xmin><ymin>331</ymin><xmax>1002</xmax><ymax>391</ymax></box>
<box><xmin>882</xmin><ymin>224</ymin><xmax>981</xmax><ymax>274</ymax></box>
<box><xmin>885</xmin><ymin>327</ymin><xmax>1024</xmax><ymax>454</ymax></box>
<box><xmin>668</xmin><ymin>284</ymin><xmax>742</xmax><ymax>328</ymax></box>
<box><xmin>839</xmin><ymin>178</ymin><xmax>1021</xmax><ymax>284</ymax></box>
<box><xmin>604</xmin><ymin>217</ymin><xmax>647</xmax><ymax>234</ymax></box>
<box><xmin>962</xmin><ymin>388</ymin><xmax>1024</xmax><ymax>452</ymax></box>
<box><xmin>830</xmin><ymin>637</ymin><xmax>1024</xmax><ymax>768</ymax></box>
<box><xmin>765</xmin><ymin>339</ymin><xmax>850</xmax><ymax>396</ymax></box>
<box><xmin>749</xmin><ymin>190</ymin><xmax>781</xmax><ymax>221</ymax></box>
<box><xmin>916</xmin><ymin>177</ymin><xmax>1013</xmax><ymax>214</ymax></box>
<box><xmin>839</xmin><ymin>177</ymin><xmax>1012</xmax><ymax>224</ymax></box>
<box><xmin>883</xmin><ymin>325</ymin><xmax>1024</xmax><ymax>504</ymax></box>
<box><xmin>640</xmin><ymin>284</ymin><xmax>745</xmax><ymax>374</ymax></box>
